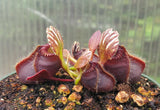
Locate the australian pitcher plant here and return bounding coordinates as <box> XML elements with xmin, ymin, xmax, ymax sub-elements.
<box><xmin>16</xmin><ymin>26</ymin><xmax>145</xmax><ymax>93</ymax></box>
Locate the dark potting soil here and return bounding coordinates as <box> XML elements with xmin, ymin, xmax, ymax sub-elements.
<box><xmin>0</xmin><ymin>73</ymin><xmax>160</xmax><ymax>110</ymax></box>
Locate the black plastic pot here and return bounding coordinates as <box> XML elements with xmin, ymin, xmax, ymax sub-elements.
<box><xmin>0</xmin><ymin>72</ymin><xmax>160</xmax><ymax>88</ymax></box>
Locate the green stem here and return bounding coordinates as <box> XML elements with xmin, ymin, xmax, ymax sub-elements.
<box><xmin>69</xmin><ymin>66</ymin><xmax>77</xmax><ymax>71</ymax></box>
<box><xmin>59</xmin><ymin>48</ymin><xmax>78</xmax><ymax>78</ymax></box>
<box><xmin>69</xmin><ymin>56</ymin><xmax>77</xmax><ymax>64</ymax></box>
<box><xmin>68</xmin><ymin>69</ymin><xmax>78</xmax><ymax>77</ymax></box>
<box><xmin>74</xmin><ymin>69</ymin><xmax>83</xmax><ymax>85</ymax></box>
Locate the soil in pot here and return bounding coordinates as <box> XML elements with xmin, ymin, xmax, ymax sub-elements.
<box><xmin>0</xmin><ymin>73</ymin><xmax>160</xmax><ymax>110</ymax></box>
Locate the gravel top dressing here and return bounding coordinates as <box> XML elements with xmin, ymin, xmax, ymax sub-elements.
<box><xmin>0</xmin><ymin>73</ymin><xmax>160</xmax><ymax>110</ymax></box>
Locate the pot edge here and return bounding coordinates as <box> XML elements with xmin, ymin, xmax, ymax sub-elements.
<box><xmin>0</xmin><ymin>72</ymin><xmax>160</xmax><ymax>88</ymax></box>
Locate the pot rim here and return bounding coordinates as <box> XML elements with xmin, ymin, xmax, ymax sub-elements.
<box><xmin>0</xmin><ymin>72</ymin><xmax>160</xmax><ymax>88</ymax></box>
<box><xmin>141</xmin><ymin>74</ymin><xmax>160</xmax><ymax>88</ymax></box>
<box><xmin>0</xmin><ymin>71</ymin><xmax>17</xmax><ymax>81</ymax></box>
